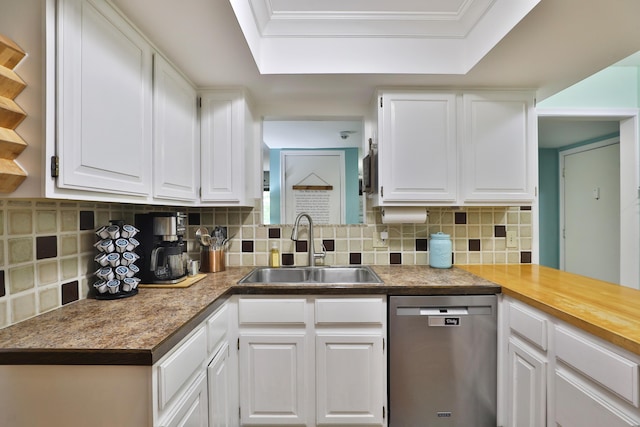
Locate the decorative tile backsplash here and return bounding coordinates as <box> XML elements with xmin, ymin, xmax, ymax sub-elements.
<box><xmin>0</xmin><ymin>199</ymin><xmax>532</xmax><ymax>328</ymax></box>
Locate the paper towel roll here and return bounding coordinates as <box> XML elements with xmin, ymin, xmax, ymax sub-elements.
<box><xmin>381</xmin><ymin>207</ymin><xmax>428</xmax><ymax>224</ymax></box>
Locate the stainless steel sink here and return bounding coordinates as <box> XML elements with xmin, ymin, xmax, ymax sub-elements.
<box><xmin>238</xmin><ymin>266</ymin><xmax>383</xmax><ymax>284</ymax></box>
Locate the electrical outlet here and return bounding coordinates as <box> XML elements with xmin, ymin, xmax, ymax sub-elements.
<box><xmin>373</xmin><ymin>231</ymin><xmax>388</xmax><ymax>248</ymax></box>
<box><xmin>506</xmin><ymin>230</ymin><xmax>518</xmax><ymax>248</ymax></box>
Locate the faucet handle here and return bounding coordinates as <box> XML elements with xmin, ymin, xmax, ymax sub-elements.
<box><xmin>314</xmin><ymin>243</ymin><xmax>327</xmax><ymax>260</ymax></box>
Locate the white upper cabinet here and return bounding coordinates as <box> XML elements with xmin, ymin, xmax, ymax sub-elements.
<box><xmin>376</xmin><ymin>91</ymin><xmax>457</xmax><ymax>204</ymax></box>
<box><xmin>200</xmin><ymin>89</ymin><xmax>256</xmax><ymax>206</ymax></box>
<box><xmin>153</xmin><ymin>54</ymin><xmax>199</xmax><ymax>203</ymax></box>
<box><xmin>460</xmin><ymin>92</ymin><xmax>536</xmax><ymax>203</ymax></box>
<box><xmin>56</xmin><ymin>0</ymin><xmax>152</xmax><ymax>197</ymax></box>
<box><xmin>372</xmin><ymin>90</ymin><xmax>536</xmax><ymax>206</ymax></box>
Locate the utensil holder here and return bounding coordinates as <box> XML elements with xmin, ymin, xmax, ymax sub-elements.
<box><xmin>201</xmin><ymin>247</ymin><xmax>225</xmax><ymax>273</ymax></box>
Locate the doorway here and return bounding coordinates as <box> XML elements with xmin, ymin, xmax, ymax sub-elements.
<box><xmin>537</xmin><ymin>109</ymin><xmax>639</xmax><ymax>289</ymax></box>
<box><xmin>561</xmin><ymin>140</ymin><xmax>620</xmax><ymax>283</ymax></box>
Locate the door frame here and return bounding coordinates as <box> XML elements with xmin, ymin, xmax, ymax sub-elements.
<box><xmin>537</xmin><ymin>108</ymin><xmax>640</xmax><ymax>289</ymax></box>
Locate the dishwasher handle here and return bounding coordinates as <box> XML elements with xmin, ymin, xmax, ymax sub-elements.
<box><xmin>396</xmin><ymin>305</ymin><xmax>493</xmax><ymax>316</ymax></box>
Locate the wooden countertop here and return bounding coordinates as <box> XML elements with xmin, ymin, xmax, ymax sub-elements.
<box><xmin>0</xmin><ymin>265</ymin><xmax>498</xmax><ymax>365</ymax></box>
<box><xmin>458</xmin><ymin>264</ymin><xmax>640</xmax><ymax>356</ymax></box>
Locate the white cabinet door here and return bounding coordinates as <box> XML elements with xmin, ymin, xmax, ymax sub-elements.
<box><xmin>507</xmin><ymin>337</ymin><xmax>546</xmax><ymax>427</ymax></box>
<box><xmin>200</xmin><ymin>90</ymin><xmax>254</xmax><ymax>205</ymax></box>
<box><xmin>57</xmin><ymin>0</ymin><xmax>152</xmax><ymax>196</ymax></box>
<box><xmin>316</xmin><ymin>334</ymin><xmax>384</xmax><ymax>426</ymax></box>
<box><xmin>555</xmin><ymin>369</ymin><xmax>640</xmax><ymax>427</ymax></box>
<box><xmin>460</xmin><ymin>92</ymin><xmax>536</xmax><ymax>203</ymax></box>
<box><xmin>208</xmin><ymin>343</ymin><xmax>236</xmax><ymax>427</ymax></box>
<box><xmin>239</xmin><ymin>334</ymin><xmax>308</xmax><ymax>426</ymax></box>
<box><xmin>160</xmin><ymin>373</ymin><xmax>209</xmax><ymax>427</ymax></box>
<box><xmin>377</xmin><ymin>91</ymin><xmax>457</xmax><ymax>204</ymax></box>
<box><xmin>153</xmin><ymin>54</ymin><xmax>199</xmax><ymax>202</ymax></box>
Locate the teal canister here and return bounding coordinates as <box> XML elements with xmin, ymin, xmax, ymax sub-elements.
<box><xmin>429</xmin><ymin>232</ymin><xmax>452</xmax><ymax>268</ymax></box>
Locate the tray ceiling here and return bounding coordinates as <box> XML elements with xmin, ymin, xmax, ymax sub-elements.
<box><xmin>230</xmin><ymin>0</ymin><xmax>541</xmax><ymax>74</ymax></box>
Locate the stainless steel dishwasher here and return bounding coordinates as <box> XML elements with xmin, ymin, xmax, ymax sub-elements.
<box><xmin>389</xmin><ymin>295</ymin><xmax>497</xmax><ymax>427</ymax></box>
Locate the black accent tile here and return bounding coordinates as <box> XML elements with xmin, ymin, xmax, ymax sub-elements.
<box><xmin>61</xmin><ymin>281</ymin><xmax>79</xmax><ymax>305</ymax></box>
<box><xmin>188</xmin><ymin>213</ymin><xmax>200</xmax><ymax>225</ymax></box>
<box><xmin>0</xmin><ymin>271</ymin><xmax>5</xmax><ymax>297</ymax></box>
<box><xmin>494</xmin><ymin>225</ymin><xmax>507</xmax><ymax>238</ymax></box>
<box><xmin>79</xmin><ymin>211</ymin><xmax>94</xmax><ymax>230</ymax></box>
<box><xmin>36</xmin><ymin>236</ymin><xmax>57</xmax><ymax>259</ymax></box>
<box><xmin>268</xmin><ymin>228</ymin><xmax>281</xmax><ymax>239</ymax></box>
<box><xmin>415</xmin><ymin>238</ymin><xmax>428</xmax><ymax>251</ymax></box>
<box><xmin>322</xmin><ymin>240</ymin><xmax>335</xmax><ymax>252</ymax></box>
<box><xmin>521</xmin><ymin>251</ymin><xmax>532</xmax><ymax>264</ymax></box>
<box><xmin>296</xmin><ymin>241</ymin><xmax>308</xmax><ymax>253</ymax></box>
<box><xmin>282</xmin><ymin>253</ymin><xmax>294</xmax><ymax>266</ymax></box>
<box><xmin>349</xmin><ymin>253</ymin><xmax>362</xmax><ymax>265</ymax></box>
<box><xmin>520</xmin><ymin>206</ymin><xmax>532</xmax><ymax>211</ymax></box>
<box><xmin>241</xmin><ymin>240</ymin><xmax>254</xmax><ymax>253</ymax></box>
<box><xmin>390</xmin><ymin>253</ymin><xmax>402</xmax><ymax>264</ymax></box>
<box><xmin>469</xmin><ymin>239</ymin><xmax>481</xmax><ymax>251</ymax></box>
<box><xmin>455</xmin><ymin>212</ymin><xmax>467</xmax><ymax>224</ymax></box>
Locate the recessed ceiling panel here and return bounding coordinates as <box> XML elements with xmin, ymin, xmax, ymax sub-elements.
<box><xmin>230</xmin><ymin>0</ymin><xmax>541</xmax><ymax>74</ymax></box>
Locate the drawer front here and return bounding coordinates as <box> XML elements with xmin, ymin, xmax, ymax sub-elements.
<box><xmin>315</xmin><ymin>297</ymin><xmax>384</xmax><ymax>324</ymax></box>
<box><xmin>555</xmin><ymin>370</ymin><xmax>639</xmax><ymax>427</ymax></box>
<box><xmin>238</xmin><ymin>298</ymin><xmax>307</xmax><ymax>325</ymax></box>
<box><xmin>158</xmin><ymin>327</ymin><xmax>208</xmax><ymax>410</ymax></box>
<box><xmin>508</xmin><ymin>300</ymin><xmax>548</xmax><ymax>351</ymax></box>
<box><xmin>556</xmin><ymin>326</ymin><xmax>639</xmax><ymax>407</ymax></box>
<box><xmin>207</xmin><ymin>304</ymin><xmax>228</xmax><ymax>357</ymax></box>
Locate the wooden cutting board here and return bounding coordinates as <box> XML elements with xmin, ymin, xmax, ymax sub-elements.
<box><xmin>139</xmin><ymin>273</ymin><xmax>207</xmax><ymax>289</ymax></box>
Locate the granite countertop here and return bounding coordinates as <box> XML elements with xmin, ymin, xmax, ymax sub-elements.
<box><xmin>0</xmin><ymin>265</ymin><xmax>499</xmax><ymax>365</ymax></box>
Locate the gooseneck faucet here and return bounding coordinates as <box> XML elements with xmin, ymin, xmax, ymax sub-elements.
<box><xmin>291</xmin><ymin>212</ymin><xmax>326</xmax><ymax>266</ymax></box>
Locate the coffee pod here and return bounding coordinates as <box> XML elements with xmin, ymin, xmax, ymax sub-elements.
<box><xmin>94</xmin><ymin>253</ymin><xmax>109</xmax><ymax>267</ymax></box>
<box><xmin>106</xmin><ymin>253</ymin><xmax>120</xmax><ymax>267</ymax></box>
<box><xmin>121</xmin><ymin>252</ymin><xmax>138</xmax><ymax>266</ymax></box>
<box><xmin>95</xmin><ymin>226</ymin><xmax>110</xmax><ymax>239</ymax></box>
<box><xmin>115</xmin><ymin>266</ymin><xmax>130</xmax><ymax>280</ymax></box>
<box><xmin>120</xmin><ymin>224</ymin><xmax>139</xmax><ymax>238</ymax></box>
<box><xmin>95</xmin><ymin>239</ymin><xmax>114</xmax><ymax>253</ymax></box>
<box><xmin>115</xmin><ymin>238</ymin><xmax>129</xmax><ymax>253</ymax></box>
<box><xmin>106</xmin><ymin>225</ymin><xmax>120</xmax><ymax>239</ymax></box>
<box><xmin>106</xmin><ymin>279</ymin><xmax>120</xmax><ymax>294</ymax></box>
<box><xmin>93</xmin><ymin>281</ymin><xmax>108</xmax><ymax>294</ymax></box>
<box><xmin>96</xmin><ymin>267</ymin><xmax>114</xmax><ymax>281</ymax></box>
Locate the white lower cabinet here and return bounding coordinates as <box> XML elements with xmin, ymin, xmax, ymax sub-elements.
<box><xmin>208</xmin><ymin>342</ymin><xmax>237</xmax><ymax>427</ymax></box>
<box><xmin>236</xmin><ymin>296</ymin><xmax>387</xmax><ymax>427</ymax></box>
<box><xmin>316</xmin><ymin>334</ymin><xmax>384</xmax><ymax>425</ymax></box>
<box><xmin>500</xmin><ymin>296</ymin><xmax>640</xmax><ymax>427</ymax></box>
<box><xmin>506</xmin><ymin>337</ymin><xmax>547</xmax><ymax>427</ymax></box>
<box><xmin>160</xmin><ymin>372</ymin><xmax>209</xmax><ymax>427</ymax></box>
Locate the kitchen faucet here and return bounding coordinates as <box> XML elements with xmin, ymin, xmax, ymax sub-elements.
<box><xmin>291</xmin><ymin>213</ymin><xmax>326</xmax><ymax>266</ymax></box>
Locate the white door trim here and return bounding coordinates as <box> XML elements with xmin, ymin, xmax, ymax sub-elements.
<box><xmin>538</xmin><ymin>107</ymin><xmax>640</xmax><ymax>289</ymax></box>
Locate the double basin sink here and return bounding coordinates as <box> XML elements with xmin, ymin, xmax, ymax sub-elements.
<box><xmin>238</xmin><ymin>265</ymin><xmax>383</xmax><ymax>285</ymax></box>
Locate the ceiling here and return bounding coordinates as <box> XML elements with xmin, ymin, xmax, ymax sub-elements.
<box><xmin>111</xmin><ymin>0</ymin><xmax>640</xmax><ymax>113</ymax></box>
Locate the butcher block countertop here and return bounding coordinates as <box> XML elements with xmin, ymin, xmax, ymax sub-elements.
<box><xmin>1</xmin><ymin>264</ymin><xmax>638</xmax><ymax>364</ymax></box>
<box><xmin>458</xmin><ymin>264</ymin><xmax>640</xmax><ymax>356</ymax></box>
<box><xmin>0</xmin><ymin>265</ymin><xmax>498</xmax><ymax>365</ymax></box>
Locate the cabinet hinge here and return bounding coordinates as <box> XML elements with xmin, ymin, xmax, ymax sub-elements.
<box><xmin>382</xmin><ymin>338</ymin><xmax>385</xmax><ymax>351</ymax></box>
<box><xmin>50</xmin><ymin>156</ymin><xmax>59</xmax><ymax>178</ymax></box>
<box><xmin>237</xmin><ymin>338</ymin><xmax>240</xmax><ymax>351</ymax></box>
<box><xmin>239</xmin><ymin>407</ymin><xmax>241</xmax><ymax>419</ymax></box>
<box><xmin>198</xmin><ymin>97</ymin><xmax>202</xmax><ymax>108</ymax></box>
<box><xmin>381</xmin><ymin>186</ymin><xmax>384</xmax><ymax>198</ymax></box>
<box><xmin>562</xmin><ymin>167</ymin><xmax>565</xmax><ymax>178</ymax></box>
<box><xmin>380</xmin><ymin>96</ymin><xmax>383</xmax><ymax>108</ymax></box>
<box><xmin>383</xmin><ymin>406</ymin><xmax>386</xmax><ymax>419</ymax></box>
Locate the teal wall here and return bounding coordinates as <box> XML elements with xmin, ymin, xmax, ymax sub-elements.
<box><xmin>537</xmin><ymin>64</ymin><xmax>638</xmax><ymax>269</ymax></box>
<box><xmin>538</xmin><ymin>66</ymin><xmax>639</xmax><ymax>109</ymax></box>
<box><xmin>538</xmin><ymin>149</ymin><xmax>560</xmax><ymax>268</ymax></box>
<box><xmin>268</xmin><ymin>147</ymin><xmax>360</xmax><ymax>224</ymax></box>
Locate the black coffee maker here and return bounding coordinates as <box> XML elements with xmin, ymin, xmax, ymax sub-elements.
<box><xmin>135</xmin><ymin>212</ymin><xmax>187</xmax><ymax>284</ymax></box>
